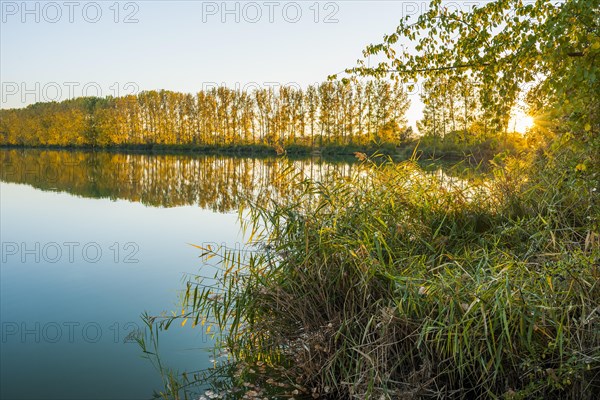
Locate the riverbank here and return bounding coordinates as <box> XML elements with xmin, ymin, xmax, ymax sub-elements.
<box><xmin>0</xmin><ymin>142</ymin><xmax>387</xmax><ymax>157</ymax></box>
<box><xmin>0</xmin><ymin>139</ymin><xmax>521</xmax><ymax>162</ymax></box>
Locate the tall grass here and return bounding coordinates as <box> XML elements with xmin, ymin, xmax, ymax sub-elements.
<box><xmin>171</xmin><ymin>152</ymin><xmax>599</xmax><ymax>399</ymax></box>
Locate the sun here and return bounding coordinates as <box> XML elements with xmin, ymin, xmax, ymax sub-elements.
<box><xmin>512</xmin><ymin>110</ymin><xmax>535</xmax><ymax>133</ymax></box>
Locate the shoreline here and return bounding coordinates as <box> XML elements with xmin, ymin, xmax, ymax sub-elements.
<box><xmin>0</xmin><ymin>143</ymin><xmax>487</xmax><ymax>162</ymax></box>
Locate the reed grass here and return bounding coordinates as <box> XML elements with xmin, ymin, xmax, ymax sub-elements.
<box><xmin>170</xmin><ymin>150</ymin><xmax>599</xmax><ymax>399</ymax></box>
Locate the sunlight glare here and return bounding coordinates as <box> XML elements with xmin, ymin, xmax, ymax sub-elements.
<box><xmin>512</xmin><ymin>111</ymin><xmax>535</xmax><ymax>133</ymax></box>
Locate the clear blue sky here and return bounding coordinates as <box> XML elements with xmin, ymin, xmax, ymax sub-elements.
<box><xmin>1</xmin><ymin>1</ymin><xmax>430</xmax><ymax>127</ymax></box>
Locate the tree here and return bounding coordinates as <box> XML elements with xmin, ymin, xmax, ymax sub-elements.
<box><xmin>346</xmin><ymin>0</ymin><xmax>599</xmax><ymax>144</ymax></box>
<box><xmin>0</xmin><ymin>80</ymin><xmax>412</xmax><ymax>149</ymax></box>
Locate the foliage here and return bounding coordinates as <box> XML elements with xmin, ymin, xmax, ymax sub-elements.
<box><xmin>0</xmin><ymin>80</ymin><xmax>410</xmax><ymax>149</ymax></box>
<box><xmin>346</xmin><ymin>0</ymin><xmax>599</xmax><ymax>142</ymax></box>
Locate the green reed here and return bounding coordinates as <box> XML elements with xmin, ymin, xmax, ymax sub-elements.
<box><xmin>161</xmin><ymin>151</ymin><xmax>599</xmax><ymax>399</ymax></box>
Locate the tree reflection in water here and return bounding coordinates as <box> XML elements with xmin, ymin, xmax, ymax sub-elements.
<box><xmin>0</xmin><ymin>149</ymin><xmax>358</xmax><ymax>212</ymax></box>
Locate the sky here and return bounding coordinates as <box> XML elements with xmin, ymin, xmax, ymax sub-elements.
<box><xmin>1</xmin><ymin>0</ymin><xmax>436</xmax><ymax>127</ymax></box>
<box><xmin>1</xmin><ymin>0</ymin><xmax>532</xmax><ymax>132</ymax></box>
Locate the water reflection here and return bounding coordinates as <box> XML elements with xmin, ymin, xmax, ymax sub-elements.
<box><xmin>0</xmin><ymin>148</ymin><xmax>479</xmax><ymax>399</ymax></box>
<box><xmin>0</xmin><ymin>149</ymin><xmax>359</xmax><ymax>399</ymax></box>
<box><xmin>0</xmin><ymin>149</ymin><xmax>358</xmax><ymax>212</ymax></box>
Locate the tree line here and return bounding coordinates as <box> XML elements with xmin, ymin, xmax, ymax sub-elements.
<box><xmin>0</xmin><ymin>81</ymin><xmax>413</xmax><ymax>148</ymax></box>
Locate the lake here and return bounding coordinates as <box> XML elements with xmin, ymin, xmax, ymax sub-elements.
<box><xmin>0</xmin><ymin>148</ymin><xmax>358</xmax><ymax>399</ymax></box>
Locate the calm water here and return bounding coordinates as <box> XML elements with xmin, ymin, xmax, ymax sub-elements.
<box><xmin>0</xmin><ymin>149</ymin><xmax>356</xmax><ymax>400</ymax></box>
